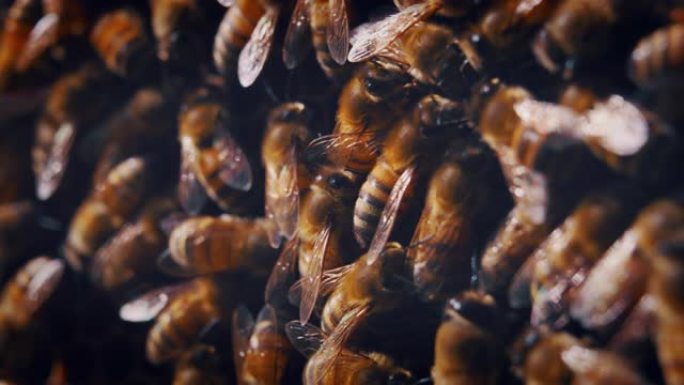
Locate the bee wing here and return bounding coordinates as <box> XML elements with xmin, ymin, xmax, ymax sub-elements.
<box><xmin>217</xmin><ymin>0</ymin><xmax>235</xmax><ymax>6</ymax></box>
<box><xmin>36</xmin><ymin>122</ymin><xmax>76</xmax><ymax>201</ymax></box>
<box><xmin>238</xmin><ymin>8</ymin><xmax>278</xmax><ymax>87</ymax></box>
<box><xmin>531</xmin><ymin>269</ymin><xmax>587</xmax><ymax>328</ymax></box>
<box><xmin>608</xmin><ymin>295</ymin><xmax>655</xmax><ymax>354</ymax></box>
<box><xmin>299</xmin><ymin>222</ymin><xmax>331</xmax><ymax>324</ymax></box>
<box><xmin>283</xmin><ymin>0</ymin><xmax>312</xmax><ymax>69</ymax></box>
<box><xmin>266</xmin><ymin>148</ymin><xmax>300</xmax><ymax>243</ymax></box>
<box><xmin>119</xmin><ymin>283</ymin><xmax>191</xmax><ymax>322</ymax></box>
<box><xmin>215</xmin><ymin>120</ymin><xmax>253</xmax><ymax>192</ymax></box>
<box><xmin>285</xmin><ymin>320</ymin><xmax>324</xmax><ymax>358</ymax></box>
<box><xmin>570</xmin><ymin>231</ymin><xmax>646</xmax><ymax>330</ymax></box>
<box><xmin>178</xmin><ymin>147</ymin><xmax>207</xmax><ymax>214</ymax></box>
<box><xmin>231</xmin><ymin>304</ymin><xmax>255</xmax><ymax>385</ymax></box>
<box><xmin>314</xmin><ymin>304</ymin><xmax>371</xmax><ymax>385</ymax></box>
<box><xmin>265</xmin><ymin>237</ymin><xmax>299</xmax><ymax>305</ymax></box>
<box><xmin>366</xmin><ymin>166</ymin><xmax>414</xmax><ymax>266</ymax></box>
<box><xmin>16</xmin><ymin>13</ymin><xmax>60</xmax><ymax>71</ymax></box>
<box><xmin>25</xmin><ymin>258</ymin><xmax>64</xmax><ymax>312</ymax></box>
<box><xmin>327</xmin><ymin>0</ymin><xmax>349</xmax><ymax>64</ymax></box>
<box><xmin>347</xmin><ymin>2</ymin><xmax>439</xmax><ymax>63</ymax></box>
<box><xmin>289</xmin><ymin>263</ymin><xmax>353</xmax><ymax>306</ymax></box>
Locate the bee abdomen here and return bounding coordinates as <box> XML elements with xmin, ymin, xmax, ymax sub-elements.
<box><xmin>353</xmin><ymin>161</ymin><xmax>397</xmax><ymax>247</ymax></box>
<box><xmin>213</xmin><ymin>4</ymin><xmax>258</xmax><ymax>76</ymax></box>
<box><xmin>629</xmin><ymin>23</ymin><xmax>684</xmax><ymax>88</ymax></box>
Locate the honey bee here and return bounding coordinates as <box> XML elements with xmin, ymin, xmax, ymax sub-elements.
<box><xmin>0</xmin><ymin>256</ymin><xmax>64</xmax><ymax>339</ymax></box>
<box><xmin>0</xmin><ymin>0</ymin><xmax>41</xmax><ymax>89</ymax></box>
<box><xmin>282</xmin><ymin>0</ymin><xmax>352</xmax><ymax>80</ymax></box>
<box><xmin>163</xmin><ymin>215</ymin><xmax>278</xmax><ymax>276</ymax></box>
<box><xmin>173</xmin><ymin>344</ymin><xmax>225</xmax><ymax>385</ymax></box>
<box><xmin>311</xmin><ymin>59</ymin><xmax>415</xmax><ymax>174</ymax></box>
<box><xmin>262</xmin><ymin>102</ymin><xmax>313</xmax><ymax>247</ymax></box>
<box><xmin>629</xmin><ymin>22</ymin><xmax>684</xmax><ymax>89</ymax></box>
<box><xmin>637</xmin><ymin>198</ymin><xmax>684</xmax><ymax>385</ymax></box>
<box><xmin>120</xmin><ymin>277</ymin><xmax>227</xmax><ymax>364</ymax></box>
<box><xmin>346</xmin><ymin>0</ymin><xmax>486</xmax><ymax>63</ymax></box>
<box><xmin>285</xmin><ymin>320</ymin><xmax>412</xmax><ymax>385</ymax></box>
<box><xmin>90</xmin><ymin>196</ymin><xmax>178</xmax><ymax>293</ymax></box>
<box><xmin>532</xmin><ymin>0</ymin><xmax>656</xmax><ymax>75</ymax></box>
<box><xmin>213</xmin><ymin>0</ymin><xmax>280</xmax><ymax>87</ymax></box>
<box><xmin>232</xmin><ymin>304</ymin><xmax>292</xmax><ymax>385</ymax></box>
<box><xmin>432</xmin><ymin>291</ymin><xmax>500</xmax><ymax>385</ymax></box>
<box><xmin>319</xmin><ymin>243</ymin><xmax>410</xmax><ymax>337</ymax></box>
<box><xmin>353</xmin><ymin>94</ymin><xmax>466</xmax><ymax>249</ymax></box>
<box><xmin>577</xmin><ymin>95</ymin><xmax>681</xmax><ymax>187</ymax></box>
<box><xmin>350</xmin><ymin>21</ymin><xmax>481</xmax><ymax>98</ymax></box>
<box><xmin>90</xmin><ymin>8</ymin><xmax>155</xmax><ymax>79</ymax></box>
<box><xmin>92</xmin><ymin>88</ymin><xmax>177</xmax><ymax>188</ymax></box>
<box><xmin>178</xmin><ymin>89</ymin><xmax>253</xmax><ymax>214</ymax></box>
<box><xmin>569</xmin><ymin>222</ymin><xmax>648</xmax><ymax>332</ymax></box>
<box><xmin>65</xmin><ymin>156</ymin><xmax>153</xmax><ymax>271</ymax></box>
<box><xmin>525</xmin><ymin>333</ymin><xmax>646</xmax><ymax>385</ymax></box>
<box><xmin>295</xmin><ymin>165</ymin><xmax>360</xmax><ymax>323</ymax></box>
<box><xmin>509</xmin><ymin>184</ymin><xmax>643</xmax><ymax>327</ymax></box>
<box><xmin>15</xmin><ymin>0</ymin><xmax>88</xmax><ymax>71</ymax></box>
<box><xmin>410</xmin><ymin>137</ymin><xmax>511</xmax><ymax>302</ymax></box>
<box><xmin>33</xmin><ymin>63</ymin><xmax>125</xmax><ymax>201</ymax></box>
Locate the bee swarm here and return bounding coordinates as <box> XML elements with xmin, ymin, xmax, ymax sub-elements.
<box><xmin>0</xmin><ymin>0</ymin><xmax>683</xmax><ymax>384</ymax></box>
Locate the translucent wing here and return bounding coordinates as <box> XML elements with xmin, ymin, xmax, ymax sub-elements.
<box><xmin>319</xmin><ymin>264</ymin><xmax>353</xmax><ymax>297</ymax></box>
<box><xmin>314</xmin><ymin>304</ymin><xmax>370</xmax><ymax>385</ymax></box>
<box><xmin>327</xmin><ymin>0</ymin><xmax>349</xmax><ymax>64</ymax></box>
<box><xmin>570</xmin><ymin>230</ymin><xmax>646</xmax><ymax>330</ymax></box>
<box><xmin>366</xmin><ymin>166</ymin><xmax>414</xmax><ymax>266</ymax></box>
<box><xmin>231</xmin><ymin>304</ymin><xmax>255</xmax><ymax>385</ymax></box>
<box><xmin>119</xmin><ymin>283</ymin><xmax>190</xmax><ymax>322</ymax></box>
<box><xmin>217</xmin><ymin>0</ymin><xmax>235</xmax><ymax>6</ymax></box>
<box><xmin>265</xmin><ymin>237</ymin><xmax>299</xmax><ymax>305</ymax></box>
<box><xmin>288</xmin><ymin>263</ymin><xmax>353</xmax><ymax>306</ymax></box>
<box><xmin>285</xmin><ymin>320</ymin><xmax>324</xmax><ymax>358</ymax></box>
<box><xmin>299</xmin><ymin>223</ymin><xmax>331</xmax><ymax>324</ymax></box>
<box><xmin>238</xmin><ymin>8</ymin><xmax>278</xmax><ymax>87</ymax></box>
<box><xmin>178</xmin><ymin>146</ymin><xmax>207</xmax><ymax>214</ymax></box>
<box><xmin>347</xmin><ymin>2</ymin><xmax>440</xmax><ymax>63</ymax></box>
<box><xmin>608</xmin><ymin>295</ymin><xmax>655</xmax><ymax>354</ymax></box>
<box><xmin>16</xmin><ymin>13</ymin><xmax>60</xmax><ymax>71</ymax></box>
<box><xmin>36</xmin><ymin>122</ymin><xmax>76</xmax><ymax>201</ymax></box>
<box><xmin>283</xmin><ymin>0</ymin><xmax>312</xmax><ymax>69</ymax></box>
<box><xmin>215</xmin><ymin>119</ymin><xmax>253</xmax><ymax>192</ymax></box>
<box><xmin>266</xmin><ymin>148</ymin><xmax>300</xmax><ymax>245</ymax></box>
<box><xmin>25</xmin><ymin>258</ymin><xmax>64</xmax><ymax>311</ymax></box>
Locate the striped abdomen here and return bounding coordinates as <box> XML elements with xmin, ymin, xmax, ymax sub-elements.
<box><xmin>168</xmin><ymin>216</ymin><xmax>275</xmax><ymax>275</ymax></box>
<box><xmin>630</xmin><ymin>23</ymin><xmax>684</xmax><ymax>88</ymax></box>
<box><xmin>310</xmin><ymin>0</ymin><xmax>349</xmax><ymax>81</ymax></box>
<box><xmin>213</xmin><ymin>0</ymin><xmax>264</xmax><ymax>76</ymax></box>
<box><xmin>353</xmin><ymin>159</ymin><xmax>399</xmax><ymax>248</ymax></box>
<box><xmin>193</xmin><ymin>146</ymin><xmax>244</xmax><ymax>211</ymax></box>
<box><xmin>146</xmin><ymin>280</ymin><xmax>220</xmax><ymax>364</ymax></box>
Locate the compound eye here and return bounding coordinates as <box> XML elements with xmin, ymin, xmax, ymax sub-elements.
<box><xmin>326</xmin><ymin>173</ymin><xmax>349</xmax><ymax>190</ymax></box>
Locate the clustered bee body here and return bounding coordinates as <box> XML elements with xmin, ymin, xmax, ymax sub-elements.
<box><xmin>1</xmin><ymin>0</ymin><xmax>684</xmax><ymax>384</ymax></box>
